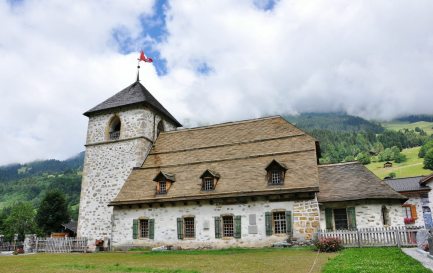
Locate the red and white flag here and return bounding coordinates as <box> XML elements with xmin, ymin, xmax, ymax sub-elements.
<box><xmin>138</xmin><ymin>50</ymin><xmax>153</xmax><ymax>63</ymax></box>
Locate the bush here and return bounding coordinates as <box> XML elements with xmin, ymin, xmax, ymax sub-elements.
<box><xmin>314</xmin><ymin>237</ymin><xmax>343</xmax><ymax>252</ymax></box>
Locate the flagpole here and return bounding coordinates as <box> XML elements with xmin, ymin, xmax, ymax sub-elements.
<box><xmin>136</xmin><ymin>59</ymin><xmax>141</xmax><ymax>82</ymax></box>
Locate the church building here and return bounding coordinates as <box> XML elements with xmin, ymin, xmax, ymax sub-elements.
<box><xmin>77</xmin><ymin>78</ymin><xmax>407</xmax><ymax>250</ymax></box>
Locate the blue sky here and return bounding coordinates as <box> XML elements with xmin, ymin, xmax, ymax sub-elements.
<box><xmin>1</xmin><ymin>0</ymin><xmax>433</xmax><ymax>164</ymax></box>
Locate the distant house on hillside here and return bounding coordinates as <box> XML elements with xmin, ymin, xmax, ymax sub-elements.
<box><xmin>384</xmin><ymin>161</ymin><xmax>393</xmax><ymax>168</ymax></box>
<box><xmin>385</xmin><ymin>175</ymin><xmax>432</xmax><ymax>228</ymax></box>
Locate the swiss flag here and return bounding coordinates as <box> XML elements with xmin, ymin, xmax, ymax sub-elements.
<box><xmin>138</xmin><ymin>50</ymin><xmax>153</xmax><ymax>63</ymax></box>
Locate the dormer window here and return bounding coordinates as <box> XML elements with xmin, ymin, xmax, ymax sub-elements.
<box><xmin>108</xmin><ymin>116</ymin><xmax>121</xmax><ymax>140</ymax></box>
<box><xmin>200</xmin><ymin>170</ymin><xmax>220</xmax><ymax>191</ymax></box>
<box><xmin>265</xmin><ymin>160</ymin><xmax>287</xmax><ymax>185</ymax></box>
<box><xmin>153</xmin><ymin>171</ymin><xmax>175</xmax><ymax>195</ymax></box>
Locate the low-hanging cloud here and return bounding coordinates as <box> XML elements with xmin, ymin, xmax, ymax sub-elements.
<box><xmin>1</xmin><ymin>0</ymin><xmax>433</xmax><ymax>165</ymax></box>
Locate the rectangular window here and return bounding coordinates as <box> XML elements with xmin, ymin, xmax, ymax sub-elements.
<box><xmin>184</xmin><ymin>217</ymin><xmax>195</xmax><ymax>238</ymax></box>
<box><xmin>270</xmin><ymin>171</ymin><xmax>282</xmax><ymax>185</ymax></box>
<box><xmin>203</xmin><ymin>178</ymin><xmax>214</xmax><ymax>191</ymax></box>
<box><xmin>222</xmin><ymin>216</ymin><xmax>234</xmax><ymax>237</ymax></box>
<box><xmin>333</xmin><ymin>209</ymin><xmax>348</xmax><ymax>229</ymax></box>
<box><xmin>159</xmin><ymin>181</ymin><xmax>167</xmax><ymax>194</ymax></box>
<box><xmin>403</xmin><ymin>206</ymin><xmax>412</xmax><ymax>218</ymax></box>
<box><xmin>139</xmin><ymin>219</ymin><xmax>149</xmax><ymax>238</ymax></box>
<box><xmin>273</xmin><ymin>211</ymin><xmax>286</xmax><ymax>234</ymax></box>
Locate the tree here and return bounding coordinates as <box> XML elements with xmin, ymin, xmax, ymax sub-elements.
<box><xmin>424</xmin><ymin>148</ymin><xmax>433</xmax><ymax>170</ymax></box>
<box><xmin>36</xmin><ymin>190</ymin><xmax>70</xmax><ymax>235</ymax></box>
<box><xmin>3</xmin><ymin>202</ymin><xmax>38</xmax><ymax>241</ymax></box>
<box><xmin>356</xmin><ymin>152</ymin><xmax>371</xmax><ymax>165</ymax></box>
<box><xmin>419</xmin><ymin>139</ymin><xmax>433</xmax><ymax>158</ymax></box>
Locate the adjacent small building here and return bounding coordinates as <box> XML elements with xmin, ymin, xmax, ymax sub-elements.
<box><xmin>318</xmin><ymin>162</ymin><xmax>406</xmax><ymax>230</ymax></box>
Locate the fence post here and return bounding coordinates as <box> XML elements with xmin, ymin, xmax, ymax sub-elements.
<box><xmin>396</xmin><ymin>229</ymin><xmax>401</xmax><ymax>248</ymax></box>
<box><xmin>357</xmin><ymin>229</ymin><xmax>361</xmax><ymax>248</ymax></box>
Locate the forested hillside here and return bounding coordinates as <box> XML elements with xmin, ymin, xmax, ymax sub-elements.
<box><xmin>0</xmin><ymin>152</ymin><xmax>84</xmax><ymax>182</ymax></box>
<box><xmin>284</xmin><ymin>113</ymin><xmax>433</xmax><ymax>164</ymax></box>
<box><xmin>0</xmin><ymin>153</ymin><xmax>84</xmax><ymax>221</ymax></box>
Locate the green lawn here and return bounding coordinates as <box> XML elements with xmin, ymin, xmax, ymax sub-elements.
<box><xmin>366</xmin><ymin>147</ymin><xmax>433</xmax><ymax>179</ymax></box>
<box><xmin>323</xmin><ymin>247</ymin><xmax>431</xmax><ymax>273</ymax></box>
<box><xmin>383</xmin><ymin>121</ymin><xmax>433</xmax><ymax>135</ymax></box>
<box><xmin>0</xmin><ymin>248</ymin><xmax>335</xmax><ymax>273</ymax></box>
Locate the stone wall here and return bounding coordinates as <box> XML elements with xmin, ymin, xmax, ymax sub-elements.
<box><xmin>77</xmin><ymin>105</ymin><xmax>177</xmax><ymax>245</ymax></box>
<box><xmin>319</xmin><ymin>200</ymin><xmax>404</xmax><ymax>229</ymax></box>
<box><xmin>293</xmin><ymin>198</ymin><xmax>320</xmax><ymax>240</ymax></box>
<box><xmin>111</xmin><ymin>198</ymin><xmax>319</xmax><ymax>249</ymax></box>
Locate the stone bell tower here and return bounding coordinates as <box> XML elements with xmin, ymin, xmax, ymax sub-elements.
<box><xmin>77</xmin><ymin>80</ymin><xmax>181</xmax><ymax>245</ymax></box>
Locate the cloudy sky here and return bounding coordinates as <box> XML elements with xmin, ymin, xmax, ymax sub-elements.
<box><xmin>1</xmin><ymin>0</ymin><xmax>433</xmax><ymax>165</ymax></box>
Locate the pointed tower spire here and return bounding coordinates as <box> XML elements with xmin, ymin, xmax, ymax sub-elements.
<box><xmin>136</xmin><ymin>63</ymin><xmax>140</xmax><ymax>82</ymax></box>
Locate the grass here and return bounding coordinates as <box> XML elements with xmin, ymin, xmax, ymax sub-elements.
<box><xmin>323</xmin><ymin>247</ymin><xmax>431</xmax><ymax>273</ymax></box>
<box><xmin>383</xmin><ymin>121</ymin><xmax>433</xmax><ymax>135</ymax></box>
<box><xmin>0</xmin><ymin>247</ymin><xmax>336</xmax><ymax>273</ymax></box>
<box><xmin>366</xmin><ymin>147</ymin><xmax>433</xmax><ymax>179</ymax></box>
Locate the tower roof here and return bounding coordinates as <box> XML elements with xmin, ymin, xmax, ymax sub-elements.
<box><xmin>84</xmin><ymin>81</ymin><xmax>182</xmax><ymax>127</ymax></box>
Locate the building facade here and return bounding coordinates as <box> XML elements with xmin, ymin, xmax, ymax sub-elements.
<box><xmin>78</xmin><ymin>79</ymin><xmax>407</xmax><ymax>249</ymax></box>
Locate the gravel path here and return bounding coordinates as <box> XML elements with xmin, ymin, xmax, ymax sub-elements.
<box><xmin>403</xmin><ymin>248</ymin><xmax>433</xmax><ymax>271</ymax></box>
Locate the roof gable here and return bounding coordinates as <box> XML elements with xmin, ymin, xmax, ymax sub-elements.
<box><xmin>153</xmin><ymin>171</ymin><xmax>176</xmax><ymax>182</ymax></box>
<box><xmin>265</xmin><ymin>159</ymin><xmax>287</xmax><ymax>171</ymax></box>
<box><xmin>84</xmin><ymin>81</ymin><xmax>181</xmax><ymax>127</ymax></box>
<box><xmin>200</xmin><ymin>169</ymin><xmax>220</xmax><ymax>179</ymax></box>
<box><xmin>420</xmin><ymin>173</ymin><xmax>433</xmax><ymax>186</ymax></box>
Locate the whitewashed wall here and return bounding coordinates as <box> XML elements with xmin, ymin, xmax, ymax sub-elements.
<box><xmin>112</xmin><ymin>199</ymin><xmax>319</xmax><ymax>249</ymax></box>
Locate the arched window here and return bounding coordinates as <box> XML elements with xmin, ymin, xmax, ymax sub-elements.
<box><xmin>381</xmin><ymin>206</ymin><xmax>390</xmax><ymax>226</ymax></box>
<box><xmin>157</xmin><ymin>120</ymin><xmax>164</xmax><ymax>137</ymax></box>
<box><xmin>108</xmin><ymin>116</ymin><xmax>121</xmax><ymax>140</ymax></box>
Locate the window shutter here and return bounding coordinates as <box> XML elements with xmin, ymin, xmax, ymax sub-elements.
<box><xmin>411</xmin><ymin>205</ymin><xmax>418</xmax><ymax>220</ymax></box>
<box><xmin>215</xmin><ymin>217</ymin><xmax>221</xmax><ymax>238</ymax></box>
<box><xmin>285</xmin><ymin>211</ymin><xmax>292</xmax><ymax>234</ymax></box>
<box><xmin>347</xmin><ymin>207</ymin><xmax>357</xmax><ymax>230</ymax></box>
<box><xmin>132</xmin><ymin>219</ymin><xmax>138</xmax><ymax>239</ymax></box>
<box><xmin>149</xmin><ymin>219</ymin><xmax>155</xmax><ymax>239</ymax></box>
<box><xmin>234</xmin><ymin>216</ymin><xmax>242</xmax><ymax>238</ymax></box>
<box><xmin>265</xmin><ymin>212</ymin><xmax>272</xmax><ymax>236</ymax></box>
<box><xmin>177</xmin><ymin>218</ymin><xmax>184</xmax><ymax>240</ymax></box>
<box><xmin>325</xmin><ymin>208</ymin><xmax>333</xmax><ymax>230</ymax></box>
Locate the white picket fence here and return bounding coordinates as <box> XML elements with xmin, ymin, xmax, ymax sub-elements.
<box><xmin>35</xmin><ymin>237</ymin><xmax>87</xmax><ymax>253</ymax></box>
<box><xmin>317</xmin><ymin>226</ymin><xmax>422</xmax><ymax>248</ymax></box>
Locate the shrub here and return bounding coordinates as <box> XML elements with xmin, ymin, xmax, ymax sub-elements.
<box><xmin>314</xmin><ymin>237</ymin><xmax>343</xmax><ymax>252</ymax></box>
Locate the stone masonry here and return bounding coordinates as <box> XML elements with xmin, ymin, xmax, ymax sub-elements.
<box><xmin>77</xmin><ymin>105</ymin><xmax>176</xmax><ymax>245</ymax></box>
<box><xmin>293</xmin><ymin>198</ymin><xmax>320</xmax><ymax>240</ymax></box>
<box><xmin>111</xmin><ymin>198</ymin><xmax>318</xmax><ymax>249</ymax></box>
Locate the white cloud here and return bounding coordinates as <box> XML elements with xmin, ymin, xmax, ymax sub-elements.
<box><xmin>1</xmin><ymin>0</ymin><xmax>433</xmax><ymax>165</ymax></box>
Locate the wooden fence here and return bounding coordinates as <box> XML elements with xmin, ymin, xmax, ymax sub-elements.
<box><xmin>35</xmin><ymin>237</ymin><xmax>87</xmax><ymax>253</ymax></box>
<box><xmin>317</xmin><ymin>227</ymin><xmax>422</xmax><ymax>247</ymax></box>
<box><xmin>0</xmin><ymin>241</ymin><xmax>23</xmax><ymax>252</ymax></box>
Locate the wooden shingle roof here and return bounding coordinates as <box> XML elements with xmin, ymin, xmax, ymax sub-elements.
<box><xmin>111</xmin><ymin>116</ymin><xmax>320</xmax><ymax>205</ymax></box>
<box><xmin>317</xmin><ymin>162</ymin><xmax>406</xmax><ymax>203</ymax></box>
<box><xmin>84</xmin><ymin>81</ymin><xmax>181</xmax><ymax>127</ymax></box>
